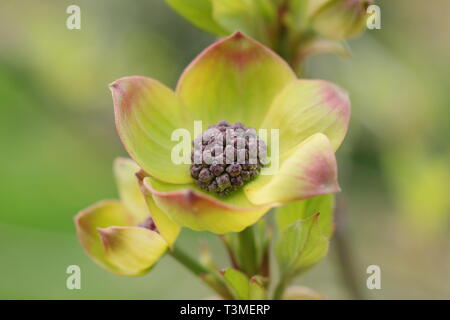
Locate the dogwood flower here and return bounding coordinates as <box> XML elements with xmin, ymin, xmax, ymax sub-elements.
<box><xmin>109</xmin><ymin>32</ymin><xmax>350</xmax><ymax>234</ymax></box>
<box><xmin>74</xmin><ymin>158</ymin><xmax>180</xmax><ymax>276</ymax></box>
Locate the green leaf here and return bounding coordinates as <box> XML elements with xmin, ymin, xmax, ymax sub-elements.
<box><xmin>166</xmin><ymin>0</ymin><xmax>228</xmax><ymax>36</ymax></box>
<box><xmin>221</xmin><ymin>269</ymin><xmax>267</xmax><ymax>300</ymax></box>
<box><xmin>276</xmin><ymin>213</ymin><xmax>329</xmax><ymax>278</ymax></box>
<box><xmin>201</xmin><ymin>273</ymin><xmax>234</xmax><ymax>300</ymax></box>
<box><xmin>276</xmin><ymin>194</ymin><xmax>334</xmax><ymax>238</ymax></box>
<box><xmin>252</xmin><ymin>219</ymin><xmax>271</xmax><ymax>277</ymax></box>
<box><xmin>222</xmin><ymin>268</ymin><xmax>250</xmax><ymax>300</ymax></box>
<box><xmin>284</xmin><ymin>0</ymin><xmax>310</xmax><ymax>31</ymax></box>
<box><xmin>249</xmin><ymin>276</ymin><xmax>267</xmax><ymax>300</ymax></box>
<box><xmin>211</xmin><ymin>0</ymin><xmax>277</xmax><ymax>44</ymax></box>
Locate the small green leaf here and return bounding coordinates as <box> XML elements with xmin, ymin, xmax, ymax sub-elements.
<box><xmin>166</xmin><ymin>0</ymin><xmax>228</xmax><ymax>36</ymax></box>
<box><xmin>249</xmin><ymin>276</ymin><xmax>267</xmax><ymax>300</ymax></box>
<box><xmin>200</xmin><ymin>273</ymin><xmax>234</xmax><ymax>300</ymax></box>
<box><xmin>221</xmin><ymin>269</ymin><xmax>268</xmax><ymax>300</ymax></box>
<box><xmin>276</xmin><ymin>194</ymin><xmax>334</xmax><ymax>238</ymax></box>
<box><xmin>276</xmin><ymin>213</ymin><xmax>329</xmax><ymax>278</ymax></box>
<box><xmin>222</xmin><ymin>268</ymin><xmax>250</xmax><ymax>300</ymax></box>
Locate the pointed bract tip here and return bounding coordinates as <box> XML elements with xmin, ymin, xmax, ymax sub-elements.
<box><xmin>249</xmin><ymin>276</ymin><xmax>261</xmax><ymax>284</ymax></box>
<box><xmin>109</xmin><ymin>80</ymin><xmax>122</xmax><ymax>93</ymax></box>
<box><xmin>183</xmin><ymin>189</ymin><xmax>196</xmax><ymax>204</ymax></box>
<box><xmin>97</xmin><ymin>227</ymin><xmax>111</xmax><ymax>246</ymax></box>
<box><xmin>232</xmin><ymin>31</ymin><xmax>245</xmax><ymax>39</ymax></box>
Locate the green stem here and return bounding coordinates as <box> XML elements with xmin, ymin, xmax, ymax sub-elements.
<box><xmin>170</xmin><ymin>247</ymin><xmax>233</xmax><ymax>300</ymax></box>
<box><xmin>169</xmin><ymin>246</ymin><xmax>233</xmax><ymax>299</ymax></box>
<box><xmin>169</xmin><ymin>245</ymin><xmax>210</xmax><ymax>276</ymax></box>
<box><xmin>237</xmin><ymin>226</ymin><xmax>258</xmax><ymax>276</ymax></box>
<box><xmin>273</xmin><ymin>0</ymin><xmax>288</xmax><ymax>59</ymax></box>
<box><xmin>272</xmin><ymin>275</ymin><xmax>289</xmax><ymax>300</ymax></box>
<box><xmin>220</xmin><ymin>235</ymin><xmax>240</xmax><ymax>270</ymax></box>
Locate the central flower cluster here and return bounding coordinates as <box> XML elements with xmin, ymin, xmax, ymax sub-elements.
<box><xmin>190</xmin><ymin>121</ymin><xmax>266</xmax><ymax>196</ymax></box>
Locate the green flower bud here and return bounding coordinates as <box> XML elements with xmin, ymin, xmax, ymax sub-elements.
<box><xmin>311</xmin><ymin>0</ymin><xmax>373</xmax><ymax>40</ymax></box>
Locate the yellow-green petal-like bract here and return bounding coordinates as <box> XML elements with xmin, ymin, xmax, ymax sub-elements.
<box><xmin>110</xmin><ymin>77</ymin><xmax>192</xmax><ymax>184</ymax></box>
<box><xmin>97</xmin><ymin>226</ymin><xmax>167</xmax><ymax>276</ymax></box>
<box><xmin>143</xmin><ymin>176</ymin><xmax>270</xmax><ymax>234</ymax></box>
<box><xmin>114</xmin><ymin>158</ymin><xmax>149</xmax><ymax>223</ymax></box>
<box><xmin>75</xmin><ymin>200</ymin><xmax>135</xmax><ymax>275</ymax></box>
<box><xmin>176</xmin><ymin>32</ymin><xmax>296</xmax><ymax>129</ymax></box>
<box><xmin>244</xmin><ymin>133</ymin><xmax>339</xmax><ymax>205</ymax></box>
<box><xmin>261</xmin><ymin>79</ymin><xmax>350</xmax><ymax>154</ymax></box>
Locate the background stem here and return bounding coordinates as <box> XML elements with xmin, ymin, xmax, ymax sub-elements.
<box><xmin>333</xmin><ymin>198</ymin><xmax>365</xmax><ymax>299</ymax></box>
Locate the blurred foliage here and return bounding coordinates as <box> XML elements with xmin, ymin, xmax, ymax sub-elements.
<box><xmin>166</xmin><ymin>0</ymin><xmax>371</xmax><ymax>69</ymax></box>
<box><xmin>0</xmin><ymin>0</ymin><xmax>448</xmax><ymax>299</ymax></box>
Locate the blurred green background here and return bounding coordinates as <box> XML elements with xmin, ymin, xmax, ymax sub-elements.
<box><xmin>0</xmin><ymin>0</ymin><xmax>448</xmax><ymax>299</ymax></box>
